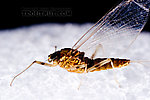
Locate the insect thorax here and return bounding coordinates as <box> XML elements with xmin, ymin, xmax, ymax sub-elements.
<box><xmin>48</xmin><ymin>48</ymin><xmax>86</xmax><ymax>73</ymax></box>
<box><xmin>57</xmin><ymin>48</ymin><xmax>88</xmax><ymax>73</ymax></box>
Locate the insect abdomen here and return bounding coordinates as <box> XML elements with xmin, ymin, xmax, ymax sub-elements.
<box><xmin>88</xmin><ymin>58</ymin><xmax>130</xmax><ymax>72</ymax></box>
<box><xmin>112</xmin><ymin>58</ymin><xmax>130</xmax><ymax>68</ymax></box>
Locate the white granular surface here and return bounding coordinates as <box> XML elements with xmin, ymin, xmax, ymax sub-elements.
<box><xmin>0</xmin><ymin>23</ymin><xmax>150</xmax><ymax>100</ymax></box>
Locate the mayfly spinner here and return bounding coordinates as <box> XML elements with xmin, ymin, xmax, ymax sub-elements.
<box><xmin>10</xmin><ymin>0</ymin><xmax>150</xmax><ymax>86</ymax></box>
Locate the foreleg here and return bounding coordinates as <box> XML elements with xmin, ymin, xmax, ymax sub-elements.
<box><xmin>10</xmin><ymin>60</ymin><xmax>55</xmax><ymax>86</ymax></box>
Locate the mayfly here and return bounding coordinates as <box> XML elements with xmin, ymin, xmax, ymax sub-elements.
<box><xmin>10</xmin><ymin>0</ymin><xmax>150</xmax><ymax>86</ymax></box>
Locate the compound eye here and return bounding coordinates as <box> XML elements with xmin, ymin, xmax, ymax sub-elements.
<box><xmin>48</xmin><ymin>54</ymin><xmax>51</xmax><ymax>58</ymax></box>
<box><xmin>48</xmin><ymin>54</ymin><xmax>54</xmax><ymax>59</ymax></box>
<box><xmin>48</xmin><ymin>55</ymin><xmax>52</xmax><ymax>61</ymax></box>
<box><xmin>48</xmin><ymin>56</ymin><xmax>53</xmax><ymax>62</ymax></box>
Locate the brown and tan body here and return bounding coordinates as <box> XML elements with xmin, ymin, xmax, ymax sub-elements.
<box><xmin>48</xmin><ymin>48</ymin><xmax>130</xmax><ymax>73</ymax></box>
<box><xmin>10</xmin><ymin>48</ymin><xmax>130</xmax><ymax>86</ymax></box>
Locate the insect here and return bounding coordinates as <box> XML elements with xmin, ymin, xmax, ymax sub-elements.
<box><xmin>10</xmin><ymin>0</ymin><xmax>150</xmax><ymax>86</ymax></box>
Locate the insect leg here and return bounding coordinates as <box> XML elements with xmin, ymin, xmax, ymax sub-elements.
<box><xmin>87</xmin><ymin>58</ymin><xmax>121</xmax><ymax>87</ymax></box>
<box><xmin>87</xmin><ymin>58</ymin><xmax>111</xmax><ymax>72</ymax></box>
<box><xmin>91</xmin><ymin>44</ymin><xmax>104</xmax><ymax>59</ymax></box>
<box><xmin>10</xmin><ymin>60</ymin><xmax>55</xmax><ymax>86</ymax></box>
<box><xmin>109</xmin><ymin>59</ymin><xmax>121</xmax><ymax>88</ymax></box>
<box><xmin>78</xmin><ymin>65</ymin><xmax>88</xmax><ymax>90</ymax></box>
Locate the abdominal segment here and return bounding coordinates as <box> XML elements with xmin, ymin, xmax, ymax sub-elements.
<box><xmin>88</xmin><ymin>58</ymin><xmax>130</xmax><ymax>72</ymax></box>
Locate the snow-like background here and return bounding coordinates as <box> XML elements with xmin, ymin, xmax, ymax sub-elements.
<box><xmin>0</xmin><ymin>23</ymin><xmax>150</xmax><ymax>100</ymax></box>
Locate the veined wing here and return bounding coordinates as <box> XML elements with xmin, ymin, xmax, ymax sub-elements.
<box><xmin>72</xmin><ymin>0</ymin><xmax>150</xmax><ymax>58</ymax></box>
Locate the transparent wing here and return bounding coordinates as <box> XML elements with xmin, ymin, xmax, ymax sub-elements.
<box><xmin>72</xmin><ymin>0</ymin><xmax>150</xmax><ymax>58</ymax></box>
